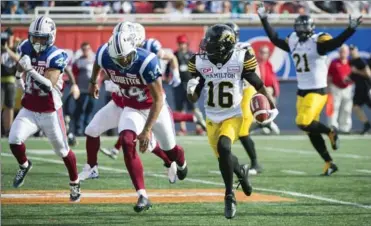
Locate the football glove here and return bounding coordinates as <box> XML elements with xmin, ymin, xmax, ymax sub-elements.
<box><xmin>187</xmin><ymin>77</ymin><xmax>199</xmax><ymax>95</ymax></box>
<box><xmin>18</xmin><ymin>55</ymin><xmax>33</xmax><ymax>72</ymax></box>
<box><xmin>348</xmin><ymin>15</ymin><xmax>362</xmax><ymax>29</ymax></box>
<box><xmin>257</xmin><ymin>108</ymin><xmax>279</xmax><ymax>125</ymax></box>
<box><xmin>257</xmin><ymin>2</ymin><xmax>268</xmax><ymax>19</ymax></box>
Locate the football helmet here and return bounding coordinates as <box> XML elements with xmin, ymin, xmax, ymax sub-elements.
<box><xmin>28</xmin><ymin>16</ymin><xmax>56</xmax><ymax>53</ymax></box>
<box><xmin>108</xmin><ymin>31</ymin><xmax>137</xmax><ymax>69</ymax></box>
<box><xmin>225</xmin><ymin>22</ymin><xmax>240</xmax><ymax>42</ymax></box>
<box><xmin>294</xmin><ymin>15</ymin><xmax>315</xmax><ymax>42</ymax></box>
<box><xmin>201</xmin><ymin>24</ymin><xmax>236</xmax><ymax>62</ymax></box>
<box><xmin>133</xmin><ymin>23</ymin><xmax>146</xmax><ymax>47</ymax></box>
<box><xmin>112</xmin><ymin>21</ymin><xmax>135</xmax><ymax>34</ymax></box>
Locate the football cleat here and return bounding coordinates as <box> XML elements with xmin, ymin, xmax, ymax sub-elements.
<box><xmin>13</xmin><ymin>160</ymin><xmax>33</xmax><ymax>188</ymax></box>
<box><xmin>134</xmin><ymin>195</ymin><xmax>152</xmax><ymax>212</ymax></box>
<box><xmin>176</xmin><ymin>161</ymin><xmax>188</xmax><ymax>180</ymax></box>
<box><xmin>361</xmin><ymin>122</ymin><xmax>371</xmax><ymax>135</ymax></box>
<box><xmin>78</xmin><ymin>164</ymin><xmax>99</xmax><ymax>181</ymax></box>
<box><xmin>224</xmin><ymin>193</ymin><xmax>237</xmax><ymax>219</ymax></box>
<box><xmin>69</xmin><ymin>182</ymin><xmax>81</xmax><ymax>202</ymax></box>
<box><xmin>328</xmin><ymin>126</ymin><xmax>339</xmax><ymax>150</ymax></box>
<box><xmin>100</xmin><ymin>147</ymin><xmax>119</xmax><ymax>160</ymax></box>
<box><xmin>322</xmin><ymin>162</ymin><xmax>338</xmax><ymax>176</ymax></box>
<box><xmin>236</xmin><ymin>164</ymin><xmax>253</xmax><ymax>196</ymax></box>
<box><xmin>67</xmin><ymin>132</ymin><xmax>77</xmax><ymax>147</ymax></box>
<box><xmin>165</xmin><ymin>162</ymin><xmax>177</xmax><ymax>184</ymax></box>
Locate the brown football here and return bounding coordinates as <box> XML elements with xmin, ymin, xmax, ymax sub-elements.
<box><xmin>250</xmin><ymin>94</ymin><xmax>270</xmax><ymax>123</ymax></box>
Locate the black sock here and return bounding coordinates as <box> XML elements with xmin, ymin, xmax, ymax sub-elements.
<box><xmin>299</xmin><ymin>121</ymin><xmax>331</xmax><ymax>134</ymax></box>
<box><xmin>217</xmin><ymin>136</ymin><xmax>234</xmax><ymax>195</ymax></box>
<box><xmin>231</xmin><ymin>154</ymin><xmax>242</xmax><ymax>178</ymax></box>
<box><xmin>308</xmin><ymin>133</ymin><xmax>332</xmax><ymax>162</ymax></box>
<box><xmin>239</xmin><ymin>135</ymin><xmax>257</xmax><ymax>166</ymax></box>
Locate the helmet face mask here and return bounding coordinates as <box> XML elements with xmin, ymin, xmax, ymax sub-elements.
<box><xmin>111</xmin><ymin>51</ymin><xmax>136</xmax><ymax>69</ymax></box>
<box><xmin>294</xmin><ymin>15</ymin><xmax>315</xmax><ymax>42</ymax></box>
<box><xmin>28</xmin><ymin>16</ymin><xmax>56</xmax><ymax>53</ymax></box>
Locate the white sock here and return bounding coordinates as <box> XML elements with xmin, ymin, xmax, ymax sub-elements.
<box><xmin>70</xmin><ymin>179</ymin><xmax>79</xmax><ymax>184</ymax></box>
<box><xmin>137</xmin><ymin>189</ymin><xmax>148</xmax><ymax>198</ymax></box>
<box><xmin>21</xmin><ymin>161</ymin><xmax>29</xmax><ymax>169</ymax></box>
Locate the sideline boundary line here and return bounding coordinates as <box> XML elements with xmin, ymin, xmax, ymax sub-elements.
<box><xmin>2</xmin><ymin>153</ymin><xmax>371</xmax><ymax>209</ymax></box>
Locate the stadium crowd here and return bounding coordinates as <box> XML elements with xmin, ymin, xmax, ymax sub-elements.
<box><xmin>2</xmin><ymin>1</ymin><xmax>371</xmax><ymax>15</ymax></box>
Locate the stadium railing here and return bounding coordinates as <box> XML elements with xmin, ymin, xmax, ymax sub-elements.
<box><xmin>2</xmin><ymin>6</ymin><xmax>371</xmax><ymax>26</ymax></box>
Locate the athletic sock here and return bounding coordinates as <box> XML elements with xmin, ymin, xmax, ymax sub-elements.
<box><xmin>86</xmin><ymin>135</ymin><xmax>100</xmax><ymax>168</ymax></box>
<box><xmin>239</xmin><ymin>135</ymin><xmax>257</xmax><ymax>166</ymax></box>
<box><xmin>218</xmin><ymin>136</ymin><xmax>234</xmax><ymax>195</ymax></box>
<box><xmin>63</xmin><ymin>150</ymin><xmax>78</xmax><ymax>182</ymax></box>
<box><xmin>10</xmin><ymin>143</ymin><xmax>28</xmax><ymax>166</ymax></box>
<box><xmin>308</xmin><ymin>133</ymin><xmax>332</xmax><ymax>162</ymax></box>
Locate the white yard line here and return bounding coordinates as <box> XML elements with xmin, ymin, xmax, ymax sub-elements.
<box><xmin>2</xmin><ymin>153</ymin><xmax>371</xmax><ymax>209</ymax></box>
<box><xmin>356</xmin><ymin>169</ymin><xmax>371</xmax><ymax>174</ymax></box>
<box><xmin>208</xmin><ymin>170</ymin><xmax>221</xmax><ymax>175</ymax></box>
<box><xmin>281</xmin><ymin>170</ymin><xmax>307</xmax><ymax>175</ymax></box>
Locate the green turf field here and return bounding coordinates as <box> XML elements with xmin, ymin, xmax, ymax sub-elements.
<box><xmin>1</xmin><ymin>135</ymin><xmax>371</xmax><ymax>226</ymax></box>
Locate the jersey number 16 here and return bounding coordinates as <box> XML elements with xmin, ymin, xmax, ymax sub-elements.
<box><xmin>207</xmin><ymin>81</ymin><xmax>233</xmax><ymax>108</ymax></box>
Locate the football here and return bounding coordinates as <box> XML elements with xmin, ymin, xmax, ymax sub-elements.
<box><xmin>250</xmin><ymin>93</ymin><xmax>270</xmax><ymax>123</ymax></box>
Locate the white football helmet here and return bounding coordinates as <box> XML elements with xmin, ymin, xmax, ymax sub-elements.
<box><xmin>108</xmin><ymin>31</ymin><xmax>137</xmax><ymax>69</ymax></box>
<box><xmin>112</xmin><ymin>21</ymin><xmax>135</xmax><ymax>34</ymax></box>
<box><xmin>28</xmin><ymin>16</ymin><xmax>56</xmax><ymax>53</ymax></box>
<box><xmin>133</xmin><ymin>23</ymin><xmax>146</xmax><ymax>47</ymax></box>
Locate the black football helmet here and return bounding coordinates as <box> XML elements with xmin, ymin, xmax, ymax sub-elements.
<box><xmin>200</xmin><ymin>24</ymin><xmax>236</xmax><ymax>62</ymax></box>
<box><xmin>225</xmin><ymin>22</ymin><xmax>240</xmax><ymax>42</ymax></box>
<box><xmin>294</xmin><ymin>15</ymin><xmax>315</xmax><ymax>42</ymax></box>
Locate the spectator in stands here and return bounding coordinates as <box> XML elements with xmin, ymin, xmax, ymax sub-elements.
<box><xmin>313</xmin><ymin>1</ymin><xmax>346</xmax><ymax>13</ymax></box>
<box><xmin>192</xmin><ymin>1</ymin><xmax>208</xmax><ymax>14</ymax></box>
<box><xmin>349</xmin><ymin>45</ymin><xmax>371</xmax><ymax>134</ymax></box>
<box><xmin>111</xmin><ymin>1</ymin><xmax>135</xmax><ymax>14</ymax></box>
<box><xmin>72</xmin><ymin>42</ymin><xmax>96</xmax><ymax>136</ymax></box>
<box><xmin>173</xmin><ymin>34</ymin><xmax>204</xmax><ymax>135</ymax></box>
<box><xmin>152</xmin><ymin>1</ymin><xmax>169</xmax><ymax>13</ymax></box>
<box><xmin>3</xmin><ymin>1</ymin><xmax>25</xmax><ymax>15</ymax></box>
<box><xmin>1</xmin><ymin>28</ymin><xmax>19</xmax><ymax>137</ymax></box>
<box><xmin>257</xmin><ymin>45</ymin><xmax>279</xmax><ymax>105</ymax></box>
<box><xmin>171</xmin><ymin>1</ymin><xmax>191</xmax><ymax>15</ymax></box>
<box><xmin>81</xmin><ymin>1</ymin><xmax>110</xmax><ymax>14</ymax></box>
<box><xmin>221</xmin><ymin>1</ymin><xmax>232</xmax><ymax>14</ymax></box>
<box><xmin>327</xmin><ymin>44</ymin><xmax>353</xmax><ymax>133</ymax></box>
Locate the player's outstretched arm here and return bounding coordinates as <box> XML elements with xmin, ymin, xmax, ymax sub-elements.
<box><xmin>257</xmin><ymin>3</ymin><xmax>290</xmax><ymax>52</ymax></box>
<box><xmin>317</xmin><ymin>16</ymin><xmax>362</xmax><ymax>55</ymax></box>
<box><xmin>88</xmin><ymin>62</ymin><xmax>101</xmax><ymax>99</ymax></box>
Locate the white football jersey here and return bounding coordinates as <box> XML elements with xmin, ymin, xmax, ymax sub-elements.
<box><xmin>195</xmin><ymin>49</ymin><xmax>246</xmax><ymax>123</ymax></box>
<box><xmin>287</xmin><ymin>32</ymin><xmax>328</xmax><ymax>90</ymax></box>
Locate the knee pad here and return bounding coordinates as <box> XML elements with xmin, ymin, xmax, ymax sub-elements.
<box><xmin>120</xmin><ymin>130</ymin><xmax>137</xmax><ymax>157</ymax></box>
<box><xmin>8</xmin><ymin>134</ymin><xmax>22</xmax><ymax>145</ymax></box>
<box><xmin>217</xmin><ymin>135</ymin><xmax>232</xmax><ymax>158</ymax></box>
<box><xmin>84</xmin><ymin>124</ymin><xmax>100</xmax><ymax>138</ymax></box>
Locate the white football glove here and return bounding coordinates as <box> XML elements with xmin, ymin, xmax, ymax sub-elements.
<box><xmin>257</xmin><ymin>2</ymin><xmax>267</xmax><ymax>19</ymax></box>
<box><xmin>187</xmin><ymin>77</ymin><xmax>200</xmax><ymax>95</ymax></box>
<box><xmin>104</xmin><ymin>80</ymin><xmax>120</xmax><ymax>93</ymax></box>
<box><xmin>257</xmin><ymin>108</ymin><xmax>279</xmax><ymax>126</ymax></box>
<box><xmin>348</xmin><ymin>15</ymin><xmax>362</xmax><ymax>29</ymax></box>
<box><xmin>18</xmin><ymin>55</ymin><xmax>33</xmax><ymax>72</ymax></box>
<box><xmin>169</xmin><ymin>69</ymin><xmax>181</xmax><ymax>88</ymax></box>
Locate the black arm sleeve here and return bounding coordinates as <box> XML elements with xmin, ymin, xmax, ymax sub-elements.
<box><xmin>260</xmin><ymin>17</ymin><xmax>291</xmax><ymax>52</ymax></box>
<box><xmin>188</xmin><ymin>54</ymin><xmax>205</xmax><ymax>96</ymax></box>
<box><xmin>34</xmin><ymin>80</ymin><xmax>52</xmax><ymax>93</ymax></box>
<box><xmin>242</xmin><ymin>71</ymin><xmax>264</xmax><ymax>91</ymax></box>
<box><xmin>317</xmin><ymin>28</ymin><xmax>356</xmax><ymax>55</ymax></box>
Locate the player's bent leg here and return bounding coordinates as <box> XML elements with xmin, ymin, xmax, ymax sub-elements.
<box><xmin>8</xmin><ymin>108</ymin><xmax>39</xmax><ymax>188</ymax></box>
<box><xmin>152</xmin><ymin>104</ymin><xmax>187</xmax><ymax>180</ymax></box>
<box><xmin>120</xmin><ymin>130</ymin><xmax>151</xmax><ymax>212</ymax></box>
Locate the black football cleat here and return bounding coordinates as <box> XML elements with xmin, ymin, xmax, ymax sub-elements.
<box><xmin>236</xmin><ymin>164</ymin><xmax>253</xmax><ymax>196</ymax></box>
<box><xmin>328</xmin><ymin>127</ymin><xmax>339</xmax><ymax>150</ymax></box>
<box><xmin>13</xmin><ymin>160</ymin><xmax>33</xmax><ymax>188</ymax></box>
<box><xmin>70</xmin><ymin>182</ymin><xmax>81</xmax><ymax>202</ymax></box>
<box><xmin>361</xmin><ymin>122</ymin><xmax>371</xmax><ymax>135</ymax></box>
<box><xmin>224</xmin><ymin>193</ymin><xmax>237</xmax><ymax>219</ymax></box>
<box><xmin>134</xmin><ymin>195</ymin><xmax>152</xmax><ymax>213</ymax></box>
<box><xmin>176</xmin><ymin>161</ymin><xmax>188</xmax><ymax>180</ymax></box>
<box><xmin>321</xmin><ymin>162</ymin><xmax>338</xmax><ymax>176</ymax></box>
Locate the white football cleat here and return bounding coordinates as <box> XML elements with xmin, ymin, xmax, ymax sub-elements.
<box><xmin>78</xmin><ymin>164</ymin><xmax>99</xmax><ymax>181</ymax></box>
<box><xmin>167</xmin><ymin>162</ymin><xmax>178</xmax><ymax>184</ymax></box>
<box><xmin>100</xmin><ymin>147</ymin><xmax>119</xmax><ymax>160</ymax></box>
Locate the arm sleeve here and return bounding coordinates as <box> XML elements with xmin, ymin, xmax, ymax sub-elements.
<box><xmin>260</xmin><ymin>17</ymin><xmax>291</xmax><ymax>52</ymax></box>
<box><xmin>242</xmin><ymin>50</ymin><xmax>264</xmax><ymax>90</ymax></box>
<box><xmin>49</xmin><ymin>51</ymin><xmax>69</xmax><ymax>72</ymax></box>
<box><xmin>317</xmin><ymin>29</ymin><xmax>356</xmax><ymax>55</ymax></box>
<box><xmin>188</xmin><ymin>55</ymin><xmax>205</xmax><ymax>96</ymax></box>
<box><xmin>141</xmin><ymin>54</ymin><xmax>162</xmax><ymax>84</ymax></box>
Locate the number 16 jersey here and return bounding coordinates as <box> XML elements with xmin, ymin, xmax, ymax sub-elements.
<box><xmin>189</xmin><ymin>49</ymin><xmax>249</xmax><ymax>123</ymax></box>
